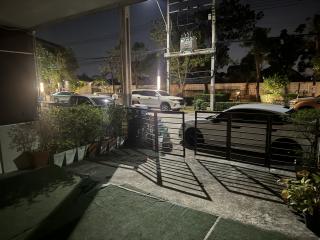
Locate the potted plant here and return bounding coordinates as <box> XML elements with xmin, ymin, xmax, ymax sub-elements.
<box><xmin>280</xmin><ymin>171</ymin><xmax>320</xmax><ymax>236</ymax></box>
<box><xmin>52</xmin><ymin>105</ymin><xmax>107</xmax><ymax>164</ymax></box>
<box><xmin>9</xmin><ymin>122</ymin><xmax>37</xmax><ymax>170</ymax></box>
<box><xmin>9</xmin><ymin>110</ymin><xmax>56</xmax><ymax>169</ymax></box>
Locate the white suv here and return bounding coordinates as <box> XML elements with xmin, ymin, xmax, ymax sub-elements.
<box><xmin>132</xmin><ymin>90</ymin><xmax>184</xmax><ymax>111</ymax></box>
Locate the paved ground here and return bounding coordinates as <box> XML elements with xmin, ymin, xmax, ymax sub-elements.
<box><xmin>66</xmin><ymin>148</ymin><xmax>317</xmax><ymax>240</ymax></box>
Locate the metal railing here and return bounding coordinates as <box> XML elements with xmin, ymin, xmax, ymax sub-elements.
<box><xmin>127</xmin><ymin>108</ymin><xmax>185</xmax><ymax>157</ymax></box>
<box><xmin>194</xmin><ymin>111</ymin><xmax>318</xmax><ymax>171</ymax></box>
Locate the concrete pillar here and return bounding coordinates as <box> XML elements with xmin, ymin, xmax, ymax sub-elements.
<box><xmin>120</xmin><ymin>6</ymin><xmax>132</xmax><ymax>106</ymax></box>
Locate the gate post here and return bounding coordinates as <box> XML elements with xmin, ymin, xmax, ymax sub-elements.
<box><xmin>154</xmin><ymin>111</ymin><xmax>159</xmax><ymax>152</ymax></box>
<box><xmin>265</xmin><ymin>115</ymin><xmax>272</xmax><ymax>168</ymax></box>
<box><xmin>194</xmin><ymin>111</ymin><xmax>198</xmax><ymax>155</ymax></box>
<box><xmin>182</xmin><ymin>112</ymin><xmax>186</xmax><ymax>157</ymax></box>
<box><xmin>314</xmin><ymin>119</ymin><xmax>319</xmax><ymax>167</ymax></box>
<box><xmin>226</xmin><ymin>113</ymin><xmax>231</xmax><ymax>160</ymax></box>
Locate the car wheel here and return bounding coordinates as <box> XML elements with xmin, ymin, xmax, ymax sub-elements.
<box><xmin>271</xmin><ymin>139</ymin><xmax>302</xmax><ymax>165</ymax></box>
<box><xmin>184</xmin><ymin>128</ymin><xmax>203</xmax><ymax>149</ymax></box>
<box><xmin>160</xmin><ymin>103</ymin><xmax>171</xmax><ymax>111</ymax></box>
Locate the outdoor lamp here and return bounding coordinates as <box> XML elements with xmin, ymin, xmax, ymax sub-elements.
<box><xmin>157</xmin><ymin>75</ymin><xmax>161</xmax><ymax>91</ymax></box>
<box><xmin>40</xmin><ymin>82</ymin><xmax>44</xmax><ymax>93</ymax></box>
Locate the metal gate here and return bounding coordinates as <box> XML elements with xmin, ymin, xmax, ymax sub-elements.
<box><xmin>194</xmin><ymin>111</ymin><xmax>317</xmax><ymax>171</ymax></box>
<box><xmin>128</xmin><ymin>108</ymin><xmax>185</xmax><ymax>157</ymax></box>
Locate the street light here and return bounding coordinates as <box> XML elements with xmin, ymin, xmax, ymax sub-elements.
<box><xmin>157</xmin><ymin>75</ymin><xmax>161</xmax><ymax>90</ymax></box>
<box><xmin>40</xmin><ymin>82</ymin><xmax>44</xmax><ymax>93</ymax></box>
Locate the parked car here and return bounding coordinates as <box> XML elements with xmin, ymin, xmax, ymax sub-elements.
<box><xmin>132</xmin><ymin>89</ymin><xmax>184</xmax><ymax>111</ymax></box>
<box><xmin>290</xmin><ymin>96</ymin><xmax>320</xmax><ymax>110</ymax></box>
<box><xmin>52</xmin><ymin>91</ymin><xmax>76</xmax><ymax>103</ymax></box>
<box><xmin>68</xmin><ymin>95</ymin><xmax>114</xmax><ymax>107</ymax></box>
<box><xmin>180</xmin><ymin>104</ymin><xmax>309</xmax><ymax>164</ymax></box>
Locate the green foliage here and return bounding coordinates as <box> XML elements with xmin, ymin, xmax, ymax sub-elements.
<box><xmin>313</xmin><ymin>55</ymin><xmax>320</xmax><ymax>79</ymax></box>
<box><xmin>101</xmin><ymin>42</ymin><xmax>157</xmax><ymax>87</ymax></box>
<box><xmin>194</xmin><ymin>93</ymin><xmax>230</xmax><ymax>104</ymax></box>
<box><xmin>280</xmin><ymin>171</ymin><xmax>320</xmax><ymax>215</ymax></box>
<box><xmin>103</xmin><ymin>105</ymin><xmax>128</xmax><ymax>138</ymax></box>
<box><xmin>9</xmin><ymin>105</ymin><xmax>128</xmax><ymax>154</ymax></box>
<box><xmin>260</xmin><ymin>94</ymin><xmax>283</xmax><ymax>104</ymax></box>
<box><xmin>193</xmin><ymin>99</ymin><xmax>209</xmax><ymax>110</ymax></box>
<box><xmin>9</xmin><ymin>111</ymin><xmax>58</xmax><ymax>153</ymax></box>
<box><xmin>285</xmin><ymin>93</ymin><xmax>298</xmax><ymax>100</ymax></box>
<box><xmin>194</xmin><ymin>94</ymin><xmax>210</xmax><ymax>103</ymax></box>
<box><xmin>150</xmin><ymin>19</ymin><xmax>166</xmax><ymax>48</ymax></box>
<box><xmin>170</xmin><ymin>55</ymin><xmax>211</xmax><ymax>94</ymax></box>
<box><xmin>36</xmin><ymin>42</ymin><xmax>79</xmax><ymax>93</ymax></box>
<box><xmin>150</xmin><ymin>0</ymin><xmax>263</xmax><ymax>77</ymax></box>
<box><xmin>263</xmin><ymin>74</ymin><xmax>289</xmax><ymax>95</ymax></box>
<box><xmin>291</xmin><ymin>109</ymin><xmax>320</xmax><ymax>167</ymax></box>
<box><xmin>51</xmin><ymin>105</ymin><xmax>106</xmax><ymax>151</ymax></box>
<box><xmin>9</xmin><ymin>123</ymin><xmax>37</xmax><ymax>152</ymax></box>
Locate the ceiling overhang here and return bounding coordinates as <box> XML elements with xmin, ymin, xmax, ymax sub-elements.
<box><xmin>0</xmin><ymin>0</ymin><xmax>145</xmax><ymax>29</ymax></box>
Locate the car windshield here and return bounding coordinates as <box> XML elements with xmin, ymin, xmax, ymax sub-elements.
<box><xmin>158</xmin><ymin>91</ymin><xmax>170</xmax><ymax>96</ymax></box>
<box><xmin>91</xmin><ymin>97</ymin><xmax>111</xmax><ymax>106</ymax></box>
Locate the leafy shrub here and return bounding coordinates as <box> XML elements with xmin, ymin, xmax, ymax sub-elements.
<box><xmin>286</xmin><ymin>93</ymin><xmax>298</xmax><ymax>100</ymax></box>
<box><xmin>260</xmin><ymin>94</ymin><xmax>283</xmax><ymax>104</ymax></box>
<box><xmin>193</xmin><ymin>93</ymin><xmax>231</xmax><ymax>110</ymax></box>
<box><xmin>290</xmin><ymin>109</ymin><xmax>320</xmax><ymax>167</ymax></box>
<box><xmin>194</xmin><ymin>93</ymin><xmax>230</xmax><ymax>103</ymax></box>
<box><xmin>194</xmin><ymin>94</ymin><xmax>210</xmax><ymax>103</ymax></box>
<box><xmin>50</xmin><ymin>105</ymin><xmax>106</xmax><ymax>152</ymax></box>
<box><xmin>103</xmin><ymin>105</ymin><xmax>127</xmax><ymax>138</ymax></box>
<box><xmin>200</xmin><ymin>101</ymin><xmax>210</xmax><ymax>110</ymax></box>
<box><xmin>313</xmin><ymin>55</ymin><xmax>320</xmax><ymax>78</ymax></box>
<box><xmin>263</xmin><ymin>74</ymin><xmax>289</xmax><ymax>95</ymax></box>
<box><xmin>194</xmin><ymin>99</ymin><xmax>208</xmax><ymax>110</ymax></box>
<box><xmin>9</xmin><ymin>111</ymin><xmax>57</xmax><ymax>153</ymax></box>
<box><xmin>280</xmin><ymin>171</ymin><xmax>320</xmax><ymax>215</ymax></box>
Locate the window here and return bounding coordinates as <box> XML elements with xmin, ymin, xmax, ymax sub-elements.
<box><xmin>219</xmin><ymin>109</ymin><xmax>285</xmax><ymax>124</ymax></box>
<box><xmin>69</xmin><ymin>96</ymin><xmax>77</xmax><ymax>105</ymax></box>
<box><xmin>59</xmin><ymin>92</ymin><xmax>71</xmax><ymax>95</ymax></box>
<box><xmin>158</xmin><ymin>91</ymin><xmax>170</xmax><ymax>96</ymax></box>
<box><xmin>143</xmin><ymin>91</ymin><xmax>157</xmax><ymax>97</ymax></box>
<box><xmin>91</xmin><ymin>97</ymin><xmax>111</xmax><ymax>106</ymax></box>
<box><xmin>77</xmin><ymin>96</ymin><xmax>91</xmax><ymax>105</ymax></box>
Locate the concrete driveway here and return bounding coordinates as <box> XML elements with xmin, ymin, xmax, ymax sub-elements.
<box><xmin>67</xmin><ymin>148</ymin><xmax>317</xmax><ymax>240</ymax></box>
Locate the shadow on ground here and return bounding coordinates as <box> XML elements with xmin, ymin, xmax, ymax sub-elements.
<box><xmin>95</xmin><ymin>147</ymin><xmax>211</xmax><ymax>200</ymax></box>
<box><xmin>197</xmin><ymin>158</ymin><xmax>285</xmax><ymax>203</ymax></box>
<box><xmin>0</xmin><ymin>165</ymin><xmax>117</xmax><ymax>240</ymax></box>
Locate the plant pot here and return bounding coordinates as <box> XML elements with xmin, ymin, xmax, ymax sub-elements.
<box><xmin>31</xmin><ymin>151</ymin><xmax>49</xmax><ymax>169</ymax></box>
<box><xmin>304</xmin><ymin>211</ymin><xmax>320</xmax><ymax>236</ymax></box>
<box><xmin>87</xmin><ymin>143</ymin><xmax>99</xmax><ymax>159</ymax></box>
<box><xmin>65</xmin><ymin>148</ymin><xmax>76</xmax><ymax>165</ymax></box>
<box><xmin>77</xmin><ymin>146</ymin><xmax>87</xmax><ymax>161</ymax></box>
<box><xmin>13</xmin><ymin>152</ymin><xmax>33</xmax><ymax>170</ymax></box>
<box><xmin>53</xmin><ymin>152</ymin><xmax>65</xmax><ymax>167</ymax></box>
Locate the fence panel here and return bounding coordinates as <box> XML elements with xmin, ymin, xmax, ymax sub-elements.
<box><xmin>194</xmin><ymin>110</ymin><xmax>317</xmax><ymax>171</ymax></box>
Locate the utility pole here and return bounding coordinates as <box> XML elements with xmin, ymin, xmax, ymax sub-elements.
<box><xmin>120</xmin><ymin>6</ymin><xmax>132</xmax><ymax>106</ymax></box>
<box><xmin>210</xmin><ymin>0</ymin><xmax>216</xmax><ymax>111</ymax></box>
<box><xmin>166</xmin><ymin>0</ymin><xmax>170</xmax><ymax>93</ymax></box>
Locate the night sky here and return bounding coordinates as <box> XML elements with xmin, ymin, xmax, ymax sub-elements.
<box><xmin>37</xmin><ymin>0</ymin><xmax>320</xmax><ymax>77</ymax></box>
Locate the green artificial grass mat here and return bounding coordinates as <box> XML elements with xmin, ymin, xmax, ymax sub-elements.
<box><xmin>68</xmin><ymin>184</ymin><xmax>218</xmax><ymax>240</ymax></box>
<box><xmin>207</xmin><ymin>218</ymin><xmax>298</xmax><ymax>240</ymax></box>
